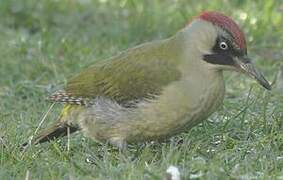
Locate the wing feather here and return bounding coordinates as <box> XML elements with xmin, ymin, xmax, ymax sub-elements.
<box><xmin>49</xmin><ymin>39</ymin><xmax>182</xmax><ymax>106</ymax></box>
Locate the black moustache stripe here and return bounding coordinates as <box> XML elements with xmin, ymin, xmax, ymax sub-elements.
<box><xmin>203</xmin><ymin>53</ymin><xmax>235</xmax><ymax>66</ymax></box>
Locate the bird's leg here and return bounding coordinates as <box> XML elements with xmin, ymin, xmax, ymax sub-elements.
<box><xmin>109</xmin><ymin>137</ymin><xmax>127</xmax><ymax>151</ymax></box>
<box><xmin>109</xmin><ymin>137</ymin><xmax>131</xmax><ymax>162</ymax></box>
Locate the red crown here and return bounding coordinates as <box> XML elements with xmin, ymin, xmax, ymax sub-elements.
<box><xmin>199</xmin><ymin>11</ymin><xmax>246</xmax><ymax>50</ymax></box>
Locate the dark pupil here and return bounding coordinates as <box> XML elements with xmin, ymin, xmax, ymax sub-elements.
<box><xmin>220</xmin><ymin>43</ymin><xmax>227</xmax><ymax>49</ymax></box>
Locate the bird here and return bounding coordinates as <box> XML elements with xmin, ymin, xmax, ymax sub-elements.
<box><xmin>25</xmin><ymin>11</ymin><xmax>271</xmax><ymax>150</ymax></box>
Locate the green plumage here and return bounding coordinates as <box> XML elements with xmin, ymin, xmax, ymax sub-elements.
<box><xmin>65</xmin><ymin>38</ymin><xmax>182</xmax><ymax>105</ymax></box>
<box><xmin>27</xmin><ymin>37</ymin><xmax>184</xmax><ymax>146</ymax></box>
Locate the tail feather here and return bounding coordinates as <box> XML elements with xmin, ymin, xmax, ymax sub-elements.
<box><xmin>21</xmin><ymin>104</ymin><xmax>81</xmax><ymax>149</ymax></box>
<box><xmin>32</xmin><ymin>122</ymin><xmax>79</xmax><ymax>144</ymax></box>
<box><xmin>21</xmin><ymin>122</ymin><xmax>80</xmax><ymax>148</ymax></box>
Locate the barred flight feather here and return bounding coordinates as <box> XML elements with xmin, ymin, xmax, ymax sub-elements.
<box><xmin>47</xmin><ymin>90</ymin><xmax>93</xmax><ymax>106</ymax></box>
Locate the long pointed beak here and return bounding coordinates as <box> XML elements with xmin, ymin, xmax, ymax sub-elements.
<box><xmin>234</xmin><ymin>57</ymin><xmax>272</xmax><ymax>90</ymax></box>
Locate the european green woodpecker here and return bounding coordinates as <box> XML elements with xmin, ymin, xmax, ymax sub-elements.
<box><xmin>27</xmin><ymin>11</ymin><xmax>271</xmax><ymax>149</ymax></box>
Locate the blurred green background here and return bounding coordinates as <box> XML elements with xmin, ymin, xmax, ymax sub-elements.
<box><xmin>0</xmin><ymin>0</ymin><xmax>282</xmax><ymax>179</ymax></box>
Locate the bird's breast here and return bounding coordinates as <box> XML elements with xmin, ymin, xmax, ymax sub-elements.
<box><xmin>127</xmin><ymin>71</ymin><xmax>225</xmax><ymax>141</ymax></box>
<box><xmin>79</xmin><ymin>71</ymin><xmax>225</xmax><ymax>143</ymax></box>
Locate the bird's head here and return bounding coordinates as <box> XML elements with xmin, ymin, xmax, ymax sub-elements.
<box><xmin>181</xmin><ymin>11</ymin><xmax>271</xmax><ymax>90</ymax></box>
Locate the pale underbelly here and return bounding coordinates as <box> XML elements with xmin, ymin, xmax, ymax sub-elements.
<box><xmin>79</xmin><ymin>76</ymin><xmax>225</xmax><ymax>143</ymax></box>
<box><xmin>126</xmin><ymin>85</ymin><xmax>224</xmax><ymax>142</ymax></box>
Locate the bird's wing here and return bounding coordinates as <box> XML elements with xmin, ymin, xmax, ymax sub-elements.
<box><xmin>48</xmin><ymin>39</ymin><xmax>182</xmax><ymax>106</ymax></box>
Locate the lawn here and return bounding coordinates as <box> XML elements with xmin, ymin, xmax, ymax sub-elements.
<box><xmin>0</xmin><ymin>0</ymin><xmax>282</xmax><ymax>179</ymax></box>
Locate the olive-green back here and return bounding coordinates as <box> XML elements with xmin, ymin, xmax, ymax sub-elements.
<box><xmin>65</xmin><ymin>39</ymin><xmax>182</xmax><ymax>105</ymax></box>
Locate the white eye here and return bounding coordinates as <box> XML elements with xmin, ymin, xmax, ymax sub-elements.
<box><xmin>219</xmin><ymin>42</ymin><xmax>228</xmax><ymax>50</ymax></box>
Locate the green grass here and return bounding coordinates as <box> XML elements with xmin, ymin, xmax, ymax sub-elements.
<box><xmin>0</xmin><ymin>0</ymin><xmax>283</xmax><ymax>179</ymax></box>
